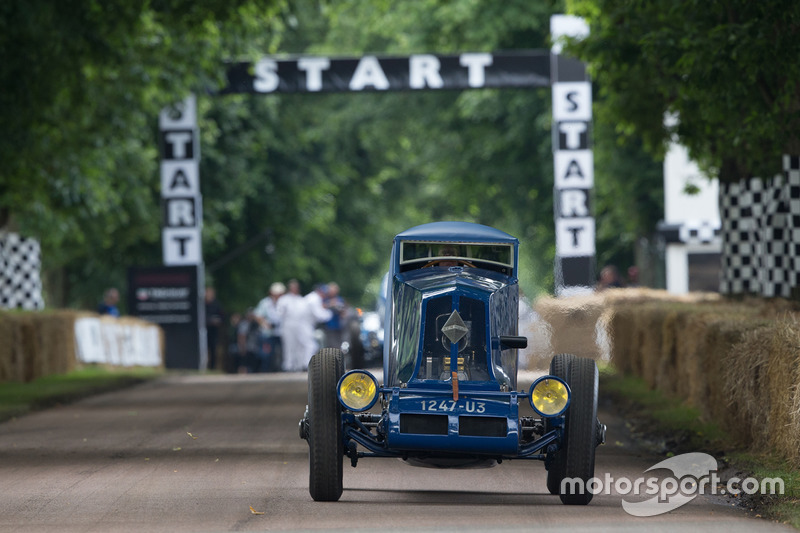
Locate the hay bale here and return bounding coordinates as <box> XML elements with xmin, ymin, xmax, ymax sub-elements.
<box><xmin>637</xmin><ymin>304</ymin><xmax>670</xmax><ymax>389</ymax></box>
<box><xmin>8</xmin><ymin>314</ymin><xmax>28</xmax><ymax>382</ymax></box>
<box><xmin>35</xmin><ymin>313</ymin><xmax>56</xmax><ymax>377</ymax></box>
<box><xmin>535</xmin><ymin>294</ymin><xmax>605</xmax><ymax>360</ymax></box>
<box><xmin>0</xmin><ymin>312</ymin><xmax>14</xmax><ymax>381</ymax></box>
<box><xmin>0</xmin><ymin>310</ymin><xmax>166</xmax><ymax>383</ymax></box>
<box><xmin>790</xmin><ymin>371</ymin><xmax>800</xmax><ymax>466</ymax></box>
<box><xmin>519</xmin><ymin>315</ymin><xmax>553</xmax><ymax>371</ymax></box>
<box><xmin>672</xmin><ymin>310</ymin><xmax>698</xmax><ymax>399</ymax></box>
<box><xmin>607</xmin><ymin>306</ymin><xmax>639</xmax><ymax>375</ymax></box>
<box><xmin>18</xmin><ymin>314</ymin><xmax>40</xmax><ymax>382</ymax></box>
<box><xmin>766</xmin><ymin>315</ymin><xmax>800</xmax><ymax>466</ymax></box>
<box><xmin>596</xmin><ymin>291</ymin><xmax>800</xmax><ymax>465</ymax></box>
<box><xmin>36</xmin><ymin>311</ymin><xmax>77</xmax><ymax>376</ymax></box>
<box><xmin>698</xmin><ymin>317</ymin><xmax>754</xmax><ymax>423</ymax></box>
<box><xmin>723</xmin><ymin>325</ymin><xmax>773</xmax><ymax>448</ymax></box>
<box><xmin>657</xmin><ymin>309</ymin><xmax>680</xmax><ymax>396</ymax></box>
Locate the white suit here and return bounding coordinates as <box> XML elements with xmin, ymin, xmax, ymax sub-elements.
<box><xmin>278</xmin><ymin>291</ymin><xmax>333</xmax><ymax>371</ymax></box>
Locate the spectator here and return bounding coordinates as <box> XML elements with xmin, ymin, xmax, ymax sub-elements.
<box><xmin>278</xmin><ymin>280</ymin><xmax>333</xmax><ymax>372</ymax></box>
<box><xmin>627</xmin><ymin>266</ymin><xmax>640</xmax><ymax>287</ymax></box>
<box><xmin>236</xmin><ymin>308</ymin><xmax>262</xmax><ymax>373</ymax></box>
<box><xmin>254</xmin><ymin>282</ymin><xmax>286</xmax><ymax>371</ymax></box>
<box><xmin>596</xmin><ymin>265</ymin><xmax>624</xmax><ymax>291</ymax></box>
<box><xmin>97</xmin><ymin>288</ymin><xmax>121</xmax><ymax>317</ymax></box>
<box><xmin>205</xmin><ymin>287</ymin><xmax>224</xmax><ymax>371</ymax></box>
<box><xmin>323</xmin><ymin>282</ymin><xmax>347</xmax><ymax>349</ymax></box>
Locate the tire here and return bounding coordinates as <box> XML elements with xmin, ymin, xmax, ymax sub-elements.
<box><xmin>545</xmin><ymin>353</ymin><xmax>575</xmax><ymax>495</ymax></box>
<box><xmin>559</xmin><ymin>356</ymin><xmax>599</xmax><ymax>505</ymax></box>
<box><xmin>308</xmin><ymin>348</ymin><xmax>345</xmax><ymax>501</ymax></box>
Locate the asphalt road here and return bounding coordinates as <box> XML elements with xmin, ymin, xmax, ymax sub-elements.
<box><xmin>0</xmin><ymin>371</ymin><xmax>794</xmax><ymax>533</ymax></box>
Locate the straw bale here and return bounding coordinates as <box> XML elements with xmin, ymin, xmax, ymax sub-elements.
<box><xmin>519</xmin><ymin>317</ymin><xmax>553</xmax><ymax>371</ymax></box>
<box><xmin>8</xmin><ymin>314</ymin><xmax>27</xmax><ymax>382</ymax></box>
<box><xmin>589</xmin><ymin>291</ymin><xmax>800</xmax><ymax>464</ymax></box>
<box><xmin>595</xmin><ymin>308</ymin><xmax>614</xmax><ymax>363</ymax></box>
<box><xmin>535</xmin><ymin>294</ymin><xmax>604</xmax><ymax>359</ymax></box>
<box><xmin>35</xmin><ymin>314</ymin><xmax>56</xmax><ymax>377</ymax></box>
<box><xmin>0</xmin><ymin>312</ymin><xmax>14</xmax><ymax>381</ymax></box>
<box><xmin>607</xmin><ymin>306</ymin><xmax>640</xmax><ymax>375</ymax></box>
<box><xmin>766</xmin><ymin>315</ymin><xmax>800</xmax><ymax>465</ymax></box>
<box><xmin>672</xmin><ymin>310</ymin><xmax>700</xmax><ymax>399</ymax></box>
<box><xmin>36</xmin><ymin>311</ymin><xmax>78</xmax><ymax>376</ymax></box>
<box><xmin>723</xmin><ymin>326</ymin><xmax>773</xmax><ymax>447</ymax></box>
<box><xmin>603</xmin><ymin>287</ymin><xmax>722</xmax><ymax>306</ymax></box>
<box><xmin>631</xmin><ymin>303</ymin><xmax>671</xmax><ymax>389</ymax></box>
<box><xmin>657</xmin><ymin>309</ymin><xmax>680</xmax><ymax>395</ymax></box>
<box><xmin>16</xmin><ymin>314</ymin><xmax>40</xmax><ymax>382</ymax></box>
<box><xmin>790</xmin><ymin>377</ymin><xmax>800</xmax><ymax>466</ymax></box>
<box><xmin>698</xmin><ymin>317</ymin><xmax>756</xmax><ymax>423</ymax></box>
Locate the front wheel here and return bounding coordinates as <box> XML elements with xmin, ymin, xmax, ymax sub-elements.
<box><xmin>559</xmin><ymin>356</ymin><xmax>599</xmax><ymax>505</ymax></box>
<box><xmin>545</xmin><ymin>353</ymin><xmax>575</xmax><ymax>495</ymax></box>
<box><xmin>307</xmin><ymin>348</ymin><xmax>345</xmax><ymax>501</ymax></box>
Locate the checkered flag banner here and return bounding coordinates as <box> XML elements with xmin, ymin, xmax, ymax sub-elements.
<box><xmin>0</xmin><ymin>232</ymin><xmax>45</xmax><ymax>310</ymax></box>
<box><xmin>719</xmin><ymin>155</ymin><xmax>800</xmax><ymax>297</ymax></box>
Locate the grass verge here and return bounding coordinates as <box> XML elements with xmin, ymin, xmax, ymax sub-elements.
<box><xmin>0</xmin><ymin>366</ymin><xmax>164</xmax><ymax>423</ymax></box>
<box><xmin>600</xmin><ymin>364</ymin><xmax>800</xmax><ymax>529</ymax></box>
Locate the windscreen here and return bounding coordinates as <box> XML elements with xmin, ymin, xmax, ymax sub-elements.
<box><xmin>400</xmin><ymin>242</ymin><xmax>514</xmax><ymax>275</ymax></box>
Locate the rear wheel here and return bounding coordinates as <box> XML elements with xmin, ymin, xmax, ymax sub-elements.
<box><xmin>545</xmin><ymin>353</ymin><xmax>575</xmax><ymax>495</ymax></box>
<box><xmin>308</xmin><ymin>348</ymin><xmax>345</xmax><ymax>501</ymax></box>
<box><xmin>559</xmin><ymin>356</ymin><xmax>599</xmax><ymax>505</ymax></box>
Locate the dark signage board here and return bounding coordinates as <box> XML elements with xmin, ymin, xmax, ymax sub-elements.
<box><xmin>221</xmin><ymin>51</ymin><xmax>551</xmax><ymax>94</ymax></box>
<box><xmin>128</xmin><ymin>265</ymin><xmax>206</xmax><ymax>369</ymax></box>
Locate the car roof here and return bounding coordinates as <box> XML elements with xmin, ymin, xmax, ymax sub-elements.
<box><xmin>394</xmin><ymin>221</ymin><xmax>518</xmax><ymax>244</ymax></box>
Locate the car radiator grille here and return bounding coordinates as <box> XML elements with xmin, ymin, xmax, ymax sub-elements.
<box><xmin>400</xmin><ymin>414</ymin><xmax>448</xmax><ymax>435</ymax></box>
<box><xmin>399</xmin><ymin>414</ymin><xmax>507</xmax><ymax>437</ymax></box>
<box><xmin>458</xmin><ymin>416</ymin><xmax>507</xmax><ymax>437</ymax></box>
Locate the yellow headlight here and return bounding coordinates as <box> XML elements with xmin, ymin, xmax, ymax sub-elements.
<box><xmin>530</xmin><ymin>377</ymin><xmax>570</xmax><ymax>417</ymax></box>
<box><xmin>338</xmin><ymin>371</ymin><xmax>378</xmax><ymax>411</ymax></box>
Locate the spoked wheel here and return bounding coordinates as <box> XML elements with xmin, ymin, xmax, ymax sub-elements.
<box><xmin>559</xmin><ymin>356</ymin><xmax>599</xmax><ymax>505</ymax></box>
<box><xmin>545</xmin><ymin>353</ymin><xmax>575</xmax><ymax>495</ymax></box>
<box><xmin>307</xmin><ymin>348</ymin><xmax>345</xmax><ymax>501</ymax></box>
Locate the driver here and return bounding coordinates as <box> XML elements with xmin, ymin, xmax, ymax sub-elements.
<box><xmin>438</xmin><ymin>244</ymin><xmax>460</xmax><ymax>267</ymax></box>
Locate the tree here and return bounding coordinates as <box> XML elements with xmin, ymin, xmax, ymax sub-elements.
<box><xmin>0</xmin><ymin>0</ymin><xmax>282</xmax><ymax>306</ymax></box>
<box><xmin>3</xmin><ymin>0</ymin><xmax>668</xmax><ymax>311</ymax></box>
<box><xmin>567</xmin><ymin>0</ymin><xmax>800</xmax><ymax>182</ymax></box>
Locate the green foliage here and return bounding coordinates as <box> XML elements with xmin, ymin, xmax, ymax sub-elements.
<box><xmin>0</xmin><ymin>0</ymin><xmax>282</xmax><ymax>306</ymax></box>
<box><xmin>568</xmin><ymin>0</ymin><xmax>800</xmax><ymax>182</ymax></box>
<box><xmin>594</xmin><ymin>119</ymin><xmax>663</xmax><ymax>271</ymax></box>
<box><xmin>3</xmin><ymin>0</ymin><xmax>665</xmax><ymax>312</ymax></box>
<box><xmin>199</xmin><ymin>0</ymin><xmax>567</xmax><ymax>309</ymax></box>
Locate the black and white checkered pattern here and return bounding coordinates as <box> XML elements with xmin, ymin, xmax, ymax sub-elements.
<box><xmin>679</xmin><ymin>221</ymin><xmax>722</xmax><ymax>245</ymax></box>
<box><xmin>719</xmin><ymin>155</ymin><xmax>800</xmax><ymax>297</ymax></box>
<box><xmin>0</xmin><ymin>233</ymin><xmax>44</xmax><ymax>310</ymax></box>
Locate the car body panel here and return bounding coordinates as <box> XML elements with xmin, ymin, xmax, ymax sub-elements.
<box><xmin>304</xmin><ymin>222</ymin><xmax>585</xmax><ymax>473</ymax></box>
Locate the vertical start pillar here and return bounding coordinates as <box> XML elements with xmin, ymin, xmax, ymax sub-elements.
<box><xmin>551</xmin><ymin>16</ymin><xmax>595</xmax><ymax>295</ymax></box>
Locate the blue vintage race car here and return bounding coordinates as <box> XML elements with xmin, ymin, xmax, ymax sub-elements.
<box><xmin>299</xmin><ymin>222</ymin><xmax>605</xmax><ymax>504</ymax></box>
